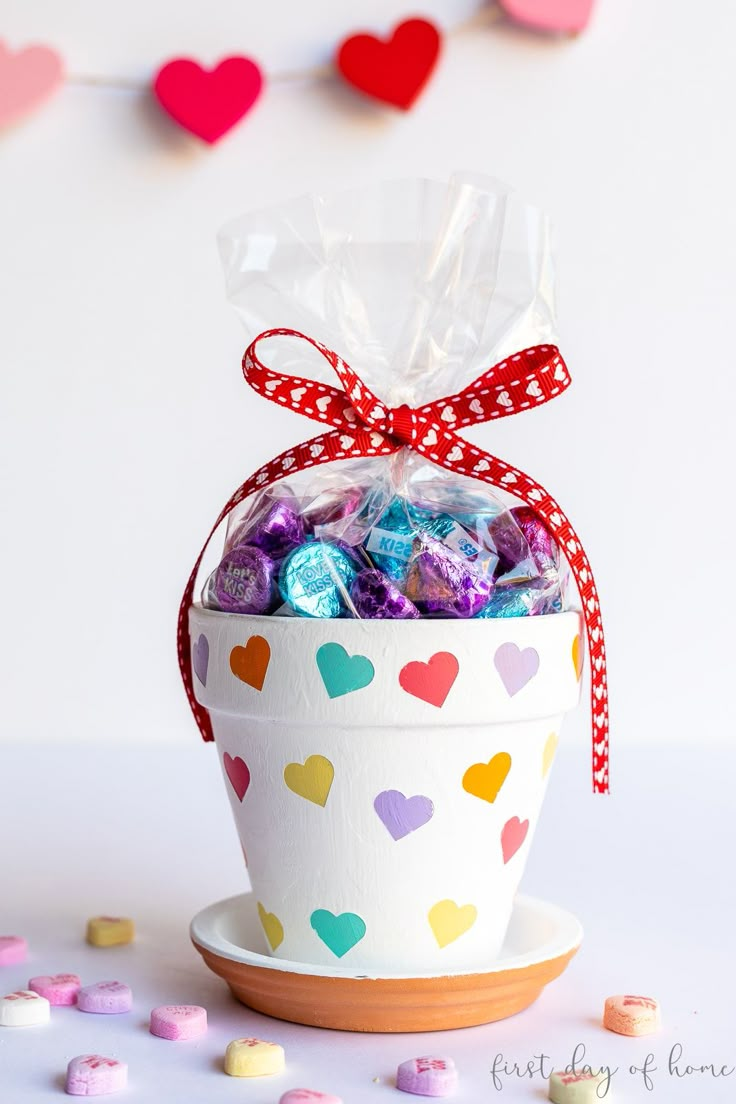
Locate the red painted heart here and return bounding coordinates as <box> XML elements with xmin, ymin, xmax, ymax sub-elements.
<box><xmin>223</xmin><ymin>753</ymin><xmax>250</xmax><ymax>802</ymax></box>
<box><xmin>153</xmin><ymin>56</ymin><xmax>263</xmax><ymax>144</ymax></box>
<box><xmin>336</xmin><ymin>18</ymin><xmax>441</xmax><ymax>110</ymax></box>
<box><xmin>399</xmin><ymin>651</ymin><xmax>459</xmax><ymax>708</ymax></box>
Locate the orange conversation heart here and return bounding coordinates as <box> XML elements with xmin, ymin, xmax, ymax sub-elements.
<box><xmin>230</xmin><ymin>635</ymin><xmax>271</xmax><ymax>691</ymax></box>
<box><xmin>462</xmin><ymin>752</ymin><xmax>512</xmax><ymax>803</ymax></box>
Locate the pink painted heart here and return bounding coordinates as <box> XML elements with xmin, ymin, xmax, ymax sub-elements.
<box><xmin>223</xmin><ymin>753</ymin><xmax>250</xmax><ymax>802</ymax></box>
<box><xmin>0</xmin><ymin>42</ymin><xmax>65</xmax><ymax>128</ymax></box>
<box><xmin>399</xmin><ymin>651</ymin><xmax>459</xmax><ymax>707</ymax></box>
<box><xmin>494</xmin><ymin>642</ymin><xmax>539</xmax><ymax>696</ymax></box>
<box><xmin>501</xmin><ymin>816</ymin><xmax>529</xmax><ymax>863</ymax></box>
<box><xmin>374</xmin><ymin>790</ymin><xmax>434</xmax><ymax>840</ymax></box>
<box><xmin>499</xmin><ymin>0</ymin><xmax>595</xmax><ymax>33</ymax></box>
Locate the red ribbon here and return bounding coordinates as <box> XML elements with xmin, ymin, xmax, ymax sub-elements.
<box><xmin>177</xmin><ymin>328</ymin><xmax>609</xmax><ymax>793</ymax></box>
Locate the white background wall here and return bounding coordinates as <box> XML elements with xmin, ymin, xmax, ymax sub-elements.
<box><xmin>1</xmin><ymin>0</ymin><xmax>734</xmax><ymax>754</ymax></box>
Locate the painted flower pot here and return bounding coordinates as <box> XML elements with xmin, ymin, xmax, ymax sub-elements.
<box><xmin>189</xmin><ymin>605</ymin><xmax>582</xmax><ymax>973</ymax></box>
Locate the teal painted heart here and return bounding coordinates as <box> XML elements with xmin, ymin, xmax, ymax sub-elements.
<box><xmin>310</xmin><ymin>909</ymin><xmax>366</xmax><ymax>958</ymax></box>
<box><xmin>315</xmin><ymin>643</ymin><xmax>375</xmax><ymax>699</ymax></box>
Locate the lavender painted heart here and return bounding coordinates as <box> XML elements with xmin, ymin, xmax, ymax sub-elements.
<box><xmin>494</xmin><ymin>642</ymin><xmax>539</xmax><ymax>696</ymax></box>
<box><xmin>192</xmin><ymin>633</ymin><xmax>209</xmax><ymax>686</ymax></box>
<box><xmin>374</xmin><ymin>789</ymin><xmax>434</xmax><ymax>840</ymax></box>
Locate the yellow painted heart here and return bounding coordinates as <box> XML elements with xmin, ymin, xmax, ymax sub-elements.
<box><xmin>572</xmin><ymin>634</ymin><xmax>583</xmax><ymax>681</ymax></box>
<box><xmin>283</xmin><ymin>754</ymin><xmax>334</xmax><ymax>807</ymax></box>
<box><xmin>257</xmin><ymin>902</ymin><xmax>284</xmax><ymax>951</ymax></box>
<box><xmin>462</xmin><ymin>752</ymin><xmax>512</xmax><ymax>803</ymax></box>
<box><xmin>542</xmin><ymin>732</ymin><xmax>558</xmax><ymax>778</ymax></box>
<box><xmin>428</xmin><ymin>899</ymin><xmax>478</xmax><ymax>948</ymax></box>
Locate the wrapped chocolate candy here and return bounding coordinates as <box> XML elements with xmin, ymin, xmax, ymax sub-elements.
<box><xmin>351</xmin><ymin>569</ymin><xmax>420</xmax><ymax>620</ymax></box>
<box><xmin>363</xmin><ymin>497</ymin><xmax>455</xmax><ymax>583</ymax></box>
<box><xmin>278</xmin><ymin>540</ymin><xmax>361</xmax><ymax>618</ymax></box>
<box><xmin>228</xmin><ymin>489</ymin><xmax>305</xmax><ymax>562</ymax></box>
<box><xmin>475</xmin><ymin>576</ymin><xmax>561</xmax><ymax>619</ymax></box>
<box><xmin>510</xmin><ymin>506</ymin><xmax>559</xmax><ymax>576</ymax></box>
<box><xmin>206</xmin><ymin>544</ymin><xmax>276</xmax><ymax>615</ymax></box>
<box><xmin>404</xmin><ymin>537</ymin><xmax>492</xmax><ymax>618</ymax></box>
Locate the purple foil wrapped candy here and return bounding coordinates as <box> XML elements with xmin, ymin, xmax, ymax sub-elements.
<box><xmin>351</xmin><ymin>569</ymin><xmax>420</xmax><ymax>620</ymax></box>
<box><xmin>230</xmin><ymin>493</ymin><xmax>305</xmax><ymax>562</ymax></box>
<box><xmin>487</xmin><ymin>510</ymin><xmax>531</xmax><ymax>579</ymax></box>
<box><xmin>510</xmin><ymin>506</ymin><xmax>560</xmax><ymax>575</ymax></box>
<box><xmin>302</xmin><ymin>486</ymin><xmax>365</xmax><ymax>533</ymax></box>
<box><xmin>404</xmin><ymin>537</ymin><xmax>492</xmax><ymax>618</ymax></box>
<box><xmin>210</xmin><ymin>544</ymin><xmax>276</xmax><ymax>614</ymax></box>
<box><xmin>475</xmin><ymin>576</ymin><xmax>559</xmax><ymax>618</ymax></box>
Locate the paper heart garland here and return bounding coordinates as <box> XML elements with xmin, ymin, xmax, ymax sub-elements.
<box><xmin>153</xmin><ymin>56</ymin><xmax>264</xmax><ymax>143</ymax></box>
<box><xmin>499</xmin><ymin>0</ymin><xmax>595</xmax><ymax>33</ymax></box>
<box><xmin>336</xmin><ymin>18</ymin><xmax>442</xmax><ymax>110</ymax></box>
<box><xmin>0</xmin><ymin>42</ymin><xmax>64</xmax><ymax>129</ymax></box>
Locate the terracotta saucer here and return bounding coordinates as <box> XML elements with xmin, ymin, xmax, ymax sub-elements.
<box><xmin>191</xmin><ymin>893</ymin><xmax>582</xmax><ymax>1033</ymax></box>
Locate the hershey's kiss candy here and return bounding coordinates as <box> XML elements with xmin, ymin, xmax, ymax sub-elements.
<box><xmin>364</xmin><ymin>497</ymin><xmax>454</xmax><ymax>582</ymax></box>
<box><xmin>302</xmin><ymin>486</ymin><xmax>365</xmax><ymax>532</ymax></box>
<box><xmin>279</xmin><ymin>541</ymin><xmax>358</xmax><ymax>618</ymax></box>
<box><xmin>350</xmin><ymin>569</ymin><xmax>420</xmax><ymax>619</ymax></box>
<box><xmin>404</xmin><ymin>537</ymin><xmax>492</xmax><ymax>618</ymax></box>
<box><xmin>510</xmin><ymin>506</ymin><xmax>560</xmax><ymax>575</ymax></box>
<box><xmin>209</xmin><ymin>544</ymin><xmax>276</xmax><ymax>614</ymax></box>
<box><xmin>229</xmin><ymin>493</ymin><xmax>304</xmax><ymax>562</ymax></box>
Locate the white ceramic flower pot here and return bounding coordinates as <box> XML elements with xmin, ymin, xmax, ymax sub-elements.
<box><xmin>189</xmin><ymin>605</ymin><xmax>582</xmax><ymax>972</ymax></box>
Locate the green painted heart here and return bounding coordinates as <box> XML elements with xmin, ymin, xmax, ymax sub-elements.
<box><xmin>315</xmin><ymin>643</ymin><xmax>375</xmax><ymax>699</ymax></box>
<box><xmin>310</xmin><ymin>908</ymin><xmax>366</xmax><ymax>958</ymax></box>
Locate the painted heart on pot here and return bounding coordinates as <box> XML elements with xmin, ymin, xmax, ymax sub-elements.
<box><xmin>428</xmin><ymin>899</ymin><xmax>477</xmax><ymax>948</ymax></box>
<box><xmin>572</xmin><ymin>633</ymin><xmax>584</xmax><ymax>680</ymax></box>
<box><xmin>223</xmin><ymin>753</ymin><xmax>250</xmax><ymax>802</ymax></box>
<box><xmin>499</xmin><ymin>0</ymin><xmax>595</xmax><ymax>33</ymax></box>
<box><xmin>284</xmin><ymin>755</ymin><xmax>334</xmax><ymax>806</ymax></box>
<box><xmin>153</xmin><ymin>56</ymin><xmax>264</xmax><ymax>143</ymax></box>
<box><xmin>316</xmin><ymin>643</ymin><xmax>374</xmax><ymax>699</ymax></box>
<box><xmin>230</xmin><ymin>635</ymin><xmax>270</xmax><ymax>690</ymax></box>
<box><xmin>0</xmin><ymin>42</ymin><xmax>64</xmax><ymax>128</ymax></box>
<box><xmin>192</xmin><ymin>633</ymin><xmax>209</xmax><ymax>686</ymax></box>
<box><xmin>542</xmin><ymin>732</ymin><xmax>558</xmax><ymax>777</ymax></box>
<box><xmin>399</xmin><ymin>651</ymin><xmax>459</xmax><ymax>708</ymax></box>
<box><xmin>501</xmin><ymin>816</ymin><xmax>530</xmax><ymax>863</ymax></box>
<box><xmin>310</xmin><ymin>909</ymin><xmax>366</xmax><ymax>958</ymax></box>
<box><xmin>257</xmin><ymin>902</ymin><xmax>284</xmax><ymax>951</ymax></box>
<box><xmin>494</xmin><ymin>642</ymin><xmax>539</xmax><ymax>696</ymax></box>
<box><xmin>336</xmin><ymin>18</ymin><xmax>441</xmax><ymax>110</ymax></box>
<box><xmin>462</xmin><ymin>752</ymin><xmax>512</xmax><ymax>803</ymax></box>
<box><xmin>374</xmin><ymin>790</ymin><xmax>434</xmax><ymax>840</ymax></box>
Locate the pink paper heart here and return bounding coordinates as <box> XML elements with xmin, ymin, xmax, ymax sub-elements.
<box><xmin>499</xmin><ymin>0</ymin><xmax>595</xmax><ymax>33</ymax></box>
<box><xmin>0</xmin><ymin>42</ymin><xmax>64</xmax><ymax>128</ymax></box>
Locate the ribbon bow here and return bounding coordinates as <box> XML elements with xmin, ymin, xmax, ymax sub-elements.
<box><xmin>178</xmin><ymin>327</ymin><xmax>609</xmax><ymax>793</ymax></box>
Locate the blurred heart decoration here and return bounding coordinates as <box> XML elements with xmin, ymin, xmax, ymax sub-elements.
<box><xmin>336</xmin><ymin>18</ymin><xmax>442</xmax><ymax>110</ymax></box>
<box><xmin>153</xmin><ymin>56</ymin><xmax>264</xmax><ymax>143</ymax></box>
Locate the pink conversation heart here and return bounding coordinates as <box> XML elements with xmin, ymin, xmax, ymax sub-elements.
<box><xmin>501</xmin><ymin>816</ymin><xmax>530</xmax><ymax>863</ymax></box>
<box><xmin>499</xmin><ymin>0</ymin><xmax>595</xmax><ymax>33</ymax></box>
<box><xmin>374</xmin><ymin>790</ymin><xmax>434</xmax><ymax>840</ymax></box>
<box><xmin>223</xmin><ymin>753</ymin><xmax>250</xmax><ymax>802</ymax></box>
<box><xmin>29</xmin><ymin>973</ymin><xmax>80</xmax><ymax>1006</ymax></box>
<box><xmin>0</xmin><ymin>42</ymin><xmax>64</xmax><ymax>128</ymax></box>
<box><xmin>77</xmin><ymin>981</ymin><xmax>132</xmax><ymax>1014</ymax></box>
<box><xmin>396</xmin><ymin>1056</ymin><xmax>458</xmax><ymax>1097</ymax></box>
<box><xmin>0</xmin><ymin>935</ymin><xmax>27</xmax><ymax>965</ymax></box>
<box><xmin>494</xmin><ymin>642</ymin><xmax>539</xmax><ymax>696</ymax></box>
<box><xmin>280</xmin><ymin>1092</ymin><xmax>344</xmax><ymax>1104</ymax></box>
<box><xmin>150</xmin><ymin>1004</ymin><xmax>207</xmax><ymax>1040</ymax></box>
<box><xmin>66</xmin><ymin>1054</ymin><xmax>127</xmax><ymax>1096</ymax></box>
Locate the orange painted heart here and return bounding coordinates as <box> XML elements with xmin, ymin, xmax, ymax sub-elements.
<box><xmin>572</xmin><ymin>634</ymin><xmax>584</xmax><ymax>680</ymax></box>
<box><xmin>399</xmin><ymin>651</ymin><xmax>459</xmax><ymax>708</ymax></box>
<box><xmin>230</xmin><ymin>635</ymin><xmax>271</xmax><ymax>691</ymax></box>
<box><xmin>223</xmin><ymin>753</ymin><xmax>250</xmax><ymax>802</ymax></box>
<box><xmin>336</xmin><ymin>18</ymin><xmax>441</xmax><ymax>110</ymax></box>
<box><xmin>153</xmin><ymin>56</ymin><xmax>264</xmax><ymax>144</ymax></box>
<box><xmin>462</xmin><ymin>752</ymin><xmax>512</xmax><ymax>803</ymax></box>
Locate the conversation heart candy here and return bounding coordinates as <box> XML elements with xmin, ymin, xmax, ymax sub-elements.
<box><xmin>280</xmin><ymin>1092</ymin><xmax>343</xmax><ymax>1104</ymax></box>
<box><xmin>86</xmin><ymin>916</ymin><xmax>135</xmax><ymax>947</ymax></box>
<box><xmin>224</xmin><ymin>1036</ymin><xmax>285</xmax><ymax>1077</ymax></box>
<box><xmin>548</xmin><ymin>1069</ymin><xmax>610</xmax><ymax>1103</ymax></box>
<box><xmin>66</xmin><ymin>1054</ymin><xmax>127</xmax><ymax>1096</ymax></box>
<box><xmin>150</xmin><ymin>1004</ymin><xmax>207</xmax><ymax>1040</ymax></box>
<box><xmin>396</xmin><ymin>1055</ymin><xmax>457</xmax><ymax>1096</ymax></box>
<box><xmin>29</xmin><ymin>973</ymin><xmax>81</xmax><ymax>1006</ymax></box>
<box><xmin>0</xmin><ymin>989</ymin><xmax>50</xmax><ymax>1026</ymax></box>
<box><xmin>603</xmin><ymin>993</ymin><xmax>660</xmax><ymax>1036</ymax></box>
<box><xmin>77</xmin><ymin>981</ymin><xmax>132</xmax><ymax>1014</ymax></box>
<box><xmin>0</xmin><ymin>935</ymin><xmax>27</xmax><ymax>965</ymax></box>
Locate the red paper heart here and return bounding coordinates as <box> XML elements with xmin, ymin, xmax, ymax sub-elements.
<box><xmin>153</xmin><ymin>56</ymin><xmax>263</xmax><ymax>144</ymax></box>
<box><xmin>399</xmin><ymin>651</ymin><xmax>459</xmax><ymax>708</ymax></box>
<box><xmin>223</xmin><ymin>753</ymin><xmax>250</xmax><ymax>802</ymax></box>
<box><xmin>337</xmin><ymin>18</ymin><xmax>441</xmax><ymax>110</ymax></box>
<box><xmin>499</xmin><ymin>0</ymin><xmax>594</xmax><ymax>33</ymax></box>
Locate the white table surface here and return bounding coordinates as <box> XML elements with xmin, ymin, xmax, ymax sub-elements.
<box><xmin>1</xmin><ymin>739</ymin><xmax>733</xmax><ymax>1101</ymax></box>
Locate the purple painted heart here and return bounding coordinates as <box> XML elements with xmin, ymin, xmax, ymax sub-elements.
<box><xmin>374</xmin><ymin>789</ymin><xmax>434</xmax><ymax>840</ymax></box>
<box><xmin>192</xmin><ymin>633</ymin><xmax>209</xmax><ymax>686</ymax></box>
<box><xmin>494</xmin><ymin>642</ymin><xmax>539</xmax><ymax>696</ymax></box>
